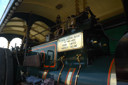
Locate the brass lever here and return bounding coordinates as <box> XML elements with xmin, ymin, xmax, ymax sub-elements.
<box><xmin>57</xmin><ymin>56</ymin><xmax>65</xmax><ymax>85</ymax></box>
<box><xmin>75</xmin><ymin>54</ymin><xmax>82</xmax><ymax>85</ymax></box>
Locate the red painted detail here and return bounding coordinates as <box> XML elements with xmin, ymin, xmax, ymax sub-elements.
<box><xmin>28</xmin><ymin>50</ymin><xmax>32</xmax><ymax>52</ymax></box>
<box><xmin>42</xmin><ymin>70</ymin><xmax>49</xmax><ymax>79</ymax></box>
<box><xmin>40</xmin><ymin>50</ymin><xmax>45</xmax><ymax>65</ymax></box>
<box><xmin>29</xmin><ymin>44</ymin><xmax>56</xmax><ymax>68</ymax></box>
<box><xmin>45</xmin><ymin>70</ymin><xmax>49</xmax><ymax>79</ymax></box>
<box><xmin>107</xmin><ymin>58</ymin><xmax>115</xmax><ymax>85</ymax></box>
<box><xmin>65</xmin><ymin>68</ymin><xmax>76</xmax><ymax>85</ymax></box>
<box><xmin>65</xmin><ymin>68</ymin><xmax>71</xmax><ymax>85</ymax></box>
<box><xmin>70</xmin><ymin>68</ymin><xmax>76</xmax><ymax>85</ymax></box>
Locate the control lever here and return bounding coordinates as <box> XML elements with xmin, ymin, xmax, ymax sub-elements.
<box><xmin>75</xmin><ymin>54</ymin><xmax>81</xmax><ymax>85</ymax></box>
<box><xmin>57</xmin><ymin>56</ymin><xmax>65</xmax><ymax>85</ymax></box>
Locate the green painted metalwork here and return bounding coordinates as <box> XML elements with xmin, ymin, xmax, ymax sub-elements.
<box><xmin>105</xmin><ymin>25</ymin><xmax>128</xmax><ymax>54</ymax></box>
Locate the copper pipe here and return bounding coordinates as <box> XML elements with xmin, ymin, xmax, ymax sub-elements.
<box><xmin>57</xmin><ymin>56</ymin><xmax>65</xmax><ymax>85</ymax></box>
<box><xmin>55</xmin><ymin>27</ymin><xmax>65</xmax><ymax>38</ymax></box>
<box><xmin>74</xmin><ymin>54</ymin><xmax>81</xmax><ymax>85</ymax></box>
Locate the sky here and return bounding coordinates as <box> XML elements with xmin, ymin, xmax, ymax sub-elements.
<box><xmin>0</xmin><ymin>0</ymin><xmax>10</xmax><ymax>20</ymax></box>
<box><xmin>9</xmin><ymin>38</ymin><xmax>22</xmax><ymax>49</ymax></box>
<box><xmin>0</xmin><ymin>37</ymin><xmax>22</xmax><ymax>49</ymax></box>
<box><xmin>0</xmin><ymin>37</ymin><xmax>8</xmax><ymax>48</ymax></box>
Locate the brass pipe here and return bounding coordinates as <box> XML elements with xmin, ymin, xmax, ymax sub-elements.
<box><xmin>75</xmin><ymin>0</ymin><xmax>80</xmax><ymax>15</ymax></box>
<box><xmin>74</xmin><ymin>54</ymin><xmax>81</xmax><ymax>85</ymax></box>
<box><xmin>57</xmin><ymin>56</ymin><xmax>65</xmax><ymax>85</ymax></box>
<box><xmin>83</xmin><ymin>0</ymin><xmax>87</xmax><ymax>11</ymax></box>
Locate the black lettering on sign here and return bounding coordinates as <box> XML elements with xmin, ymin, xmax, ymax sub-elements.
<box><xmin>74</xmin><ymin>44</ymin><xmax>77</xmax><ymax>47</ymax></box>
<box><xmin>62</xmin><ymin>44</ymin><xmax>67</xmax><ymax>46</ymax></box>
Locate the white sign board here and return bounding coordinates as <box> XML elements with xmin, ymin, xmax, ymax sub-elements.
<box><xmin>57</xmin><ymin>32</ymin><xmax>84</xmax><ymax>52</ymax></box>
